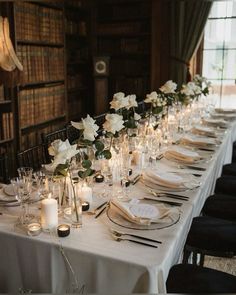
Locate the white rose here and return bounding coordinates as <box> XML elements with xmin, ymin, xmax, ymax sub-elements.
<box><xmin>48</xmin><ymin>139</ymin><xmax>72</xmax><ymax>156</ymax></box>
<box><xmin>159</xmin><ymin>80</ymin><xmax>177</xmax><ymax>94</ymax></box>
<box><xmin>127</xmin><ymin>94</ymin><xmax>138</xmax><ymax>109</ymax></box>
<box><xmin>144</xmin><ymin>91</ymin><xmax>158</xmax><ymax>104</ymax></box>
<box><xmin>45</xmin><ymin>139</ymin><xmax>78</xmax><ymax>172</ymax></box>
<box><xmin>181</xmin><ymin>83</ymin><xmax>195</xmax><ymax>96</ymax></box>
<box><xmin>134</xmin><ymin>112</ymin><xmax>141</xmax><ymax>121</ymax></box>
<box><xmin>71</xmin><ymin>115</ymin><xmax>99</xmax><ymax>141</ymax></box>
<box><xmin>103</xmin><ymin>113</ymin><xmax>124</xmax><ymax>134</ymax></box>
<box><xmin>110</xmin><ymin>92</ymin><xmax>129</xmax><ymax>110</ymax></box>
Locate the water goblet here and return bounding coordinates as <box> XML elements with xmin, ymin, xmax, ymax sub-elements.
<box><xmin>11</xmin><ymin>177</ymin><xmax>31</xmax><ymax>225</ymax></box>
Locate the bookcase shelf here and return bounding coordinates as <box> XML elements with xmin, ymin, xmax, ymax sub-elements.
<box><xmin>95</xmin><ymin>0</ymin><xmax>151</xmax><ymax>100</ymax></box>
<box><xmin>21</xmin><ymin>115</ymin><xmax>66</xmax><ymax>133</ymax></box>
<box><xmin>0</xmin><ymin>138</ymin><xmax>14</xmax><ymax>145</ymax></box>
<box><xmin>17</xmin><ymin>40</ymin><xmax>64</xmax><ymax>47</ymax></box>
<box><xmin>65</xmin><ymin>0</ymin><xmax>92</xmax><ymax>121</ymax></box>
<box><xmin>19</xmin><ymin>80</ymin><xmax>65</xmax><ymax>89</ymax></box>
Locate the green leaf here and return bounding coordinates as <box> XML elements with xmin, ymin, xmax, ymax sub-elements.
<box><xmin>82</xmin><ymin>159</ymin><xmax>92</xmax><ymax>169</ymax></box>
<box><xmin>95</xmin><ymin>140</ymin><xmax>104</xmax><ymax>151</ymax></box>
<box><xmin>102</xmin><ymin>150</ymin><xmax>112</xmax><ymax>159</ymax></box>
<box><xmin>95</xmin><ymin>150</ymin><xmax>102</xmax><ymax>159</ymax></box>
<box><xmin>54</xmin><ymin>164</ymin><xmax>69</xmax><ymax>176</ymax></box>
<box><xmin>78</xmin><ymin>171</ymin><xmax>84</xmax><ymax>179</ymax></box>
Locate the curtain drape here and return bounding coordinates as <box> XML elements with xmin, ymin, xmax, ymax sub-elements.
<box><xmin>170</xmin><ymin>0</ymin><xmax>212</xmax><ymax>86</ymax></box>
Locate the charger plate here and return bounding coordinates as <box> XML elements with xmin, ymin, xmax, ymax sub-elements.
<box><xmin>106</xmin><ymin>201</ymin><xmax>180</xmax><ymax>230</ymax></box>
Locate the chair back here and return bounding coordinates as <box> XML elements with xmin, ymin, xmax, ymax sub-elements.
<box><xmin>17</xmin><ymin>144</ymin><xmax>48</xmax><ymax>171</ymax></box>
<box><xmin>41</xmin><ymin>128</ymin><xmax>67</xmax><ymax>162</ymax></box>
<box><xmin>0</xmin><ymin>154</ymin><xmax>9</xmax><ymax>184</ymax></box>
<box><xmin>66</xmin><ymin>124</ymin><xmax>81</xmax><ymax>144</ymax></box>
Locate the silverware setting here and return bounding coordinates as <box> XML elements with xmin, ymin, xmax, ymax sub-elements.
<box><xmin>111</xmin><ymin>229</ymin><xmax>162</xmax><ymax>244</ymax></box>
<box><xmin>112</xmin><ymin>234</ymin><xmax>158</xmax><ymax>248</ymax></box>
<box><xmin>144</xmin><ymin>185</ymin><xmax>188</xmax><ymax>201</ymax></box>
<box><xmin>143</xmin><ymin>197</ymin><xmax>182</xmax><ymax>207</ymax></box>
<box><xmin>94</xmin><ymin>202</ymin><xmax>109</xmax><ymax>219</ymax></box>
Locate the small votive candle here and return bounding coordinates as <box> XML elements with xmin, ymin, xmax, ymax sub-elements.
<box><xmin>27</xmin><ymin>222</ymin><xmax>42</xmax><ymax>236</ymax></box>
<box><xmin>95</xmin><ymin>174</ymin><xmax>104</xmax><ymax>183</ymax></box>
<box><xmin>82</xmin><ymin>201</ymin><xmax>90</xmax><ymax>211</ymax></box>
<box><xmin>128</xmin><ymin>168</ymin><xmax>133</xmax><ymax>176</ymax></box>
<box><xmin>57</xmin><ymin>224</ymin><xmax>70</xmax><ymax>237</ymax></box>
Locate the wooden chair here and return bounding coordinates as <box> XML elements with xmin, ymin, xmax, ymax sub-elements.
<box><xmin>167</xmin><ymin>263</ymin><xmax>236</xmax><ymax>293</ymax></box>
<box><xmin>183</xmin><ymin>216</ymin><xmax>236</xmax><ymax>266</ymax></box>
<box><xmin>0</xmin><ymin>154</ymin><xmax>9</xmax><ymax>183</ymax></box>
<box><xmin>41</xmin><ymin>128</ymin><xmax>67</xmax><ymax>162</ymax></box>
<box><xmin>17</xmin><ymin>144</ymin><xmax>48</xmax><ymax>171</ymax></box>
<box><xmin>66</xmin><ymin>124</ymin><xmax>81</xmax><ymax>144</ymax></box>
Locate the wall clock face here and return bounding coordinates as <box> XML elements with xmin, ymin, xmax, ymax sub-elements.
<box><xmin>93</xmin><ymin>56</ymin><xmax>109</xmax><ymax>76</ymax></box>
<box><xmin>95</xmin><ymin>60</ymin><xmax>106</xmax><ymax>74</ymax></box>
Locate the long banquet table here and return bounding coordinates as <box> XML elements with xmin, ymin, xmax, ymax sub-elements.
<box><xmin>0</xmin><ymin>122</ymin><xmax>236</xmax><ymax>294</ymax></box>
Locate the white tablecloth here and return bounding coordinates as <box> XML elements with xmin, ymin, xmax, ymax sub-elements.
<box><xmin>0</xmin><ymin>123</ymin><xmax>235</xmax><ymax>294</ymax></box>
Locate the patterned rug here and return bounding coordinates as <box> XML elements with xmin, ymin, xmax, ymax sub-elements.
<box><xmin>204</xmin><ymin>256</ymin><xmax>236</xmax><ymax>276</ymax></box>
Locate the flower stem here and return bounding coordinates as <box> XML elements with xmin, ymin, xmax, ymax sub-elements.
<box><xmin>68</xmin><ymin>168</ymin><xmax>79</xmax><ymax>222</ymax></box>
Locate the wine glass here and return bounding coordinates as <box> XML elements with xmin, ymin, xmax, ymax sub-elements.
<box><xmin>11</xmin><ymin>177</ymin><xmax>31</xmax><ymax>225</ymax></box>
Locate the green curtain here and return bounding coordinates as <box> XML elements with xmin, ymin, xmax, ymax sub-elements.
<box><xmin>170</xmin><ymin>0</ymin><xmax>212</xmax><ymax>86</ymax></box>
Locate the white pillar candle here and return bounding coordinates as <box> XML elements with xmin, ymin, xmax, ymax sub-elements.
<box><xmin>79</xmin><ymin>183</ymin><xmax>92</xmax><ymax>204</ymax></box>
<box><xmin>41</xmin><ymin>193</ymin><xmax>58</xmax><ymax>230</ymax></box>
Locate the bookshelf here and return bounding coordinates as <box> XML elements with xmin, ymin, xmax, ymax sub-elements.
<box><xmin>95</xmin><ymin>0</ymin><xmax>151</xmax><ymax>100</ymax></box>
<box><xmin>65</xmin><ymin>0</ymin><xmax>93</xmax><ymax>121</ymax></box>
<box><xmin>13</xmin><ymin>1</ymin><xmax>67</xmax><ymax>151</ymax></box>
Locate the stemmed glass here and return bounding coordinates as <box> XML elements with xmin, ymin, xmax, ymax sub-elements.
<box><xmin>11</xmin><ymin>177</ymin><xmax>31</xmax><ymax>225</ymax></box>
<box><xmin>17</xmin><ymin>167</ymin><xmax>34</xmax><ymax>223</ymax></box>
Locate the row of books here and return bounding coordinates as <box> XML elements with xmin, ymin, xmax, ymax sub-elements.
<box><xmin>112</xmin><ymin>77</ymin><xmax>149</xmax><ymax>99</ymax></box>
<box><xmin>66</xmin><ymin>0</ymin><xmax>83</xmax><ymax>9</ymax></box>
<box><xmin>67</xmin><ymin>74</ymin><xmax>85</xmax><ymax>90</ymax></box>
<box><xmin>110</xmin><ymin>58</ymin><xmax>149</xmax><ymax>76</ymax></box>
<box><xmin>20</xmin><ymin>122</ymin><xmax>65</xmax><ymax>151</ymax></box>
<box><xmin>17</xmin><ymin>45</ymin><xmax>64</xmax><ymax>84</ymax></box>
<box><xmin>66</xmin><ymin>20</ymin><xmax>87</xmax><ymax>36</ymax></box>
<box><xmin>98</xmin><ymin>21</ymin><xmax>149</xmax><ymax>35</ymax></box>
<box><xmin>0</xmin><ymin>86</ymin><xmax>4</xmax><ymax>101</ymax></box>
<box><xmin>19</xmin><ymin>84</ymin><xmax>65</xmax><ymax>128</ymax></box>
<box><xmin>67</xmin><ymin>47</ymin><xmax>89</xmax><ymax>64</ymax></box>
<box><xmin>15</xmin><ymin>2</ymin><xmax>64</xmax><ymax>44</ymax></box>
<box><xmin>98</xmin><ymin>37</ymin><xmax>149</xmax><ymax>55</ymax></box>
<box><xmin>98</xmin><ymin>2</ymin><xmax>149</xmax><ymax>21</ymax></box>
<box><xmin>68</xmin><ymin>94</ymin><xmax>83</xmax><ymax>120</ymax></box>
<box><xmin>0</xmin><ymin>112</ymin><xmax>13</xmax><ymax>141</ymax></box>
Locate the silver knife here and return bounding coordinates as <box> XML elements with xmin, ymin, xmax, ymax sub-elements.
<box><xmin>182</xmin><ymin>165</ymin><xmax>206</xmax><ymax>171</ymax></box>
<box><xmin>143</xmin><ymin>197</ymin><xmax>182</xmax><ymax>206</ymax></box>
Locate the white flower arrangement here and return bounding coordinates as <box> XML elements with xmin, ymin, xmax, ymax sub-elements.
<box><xmin>109</xmin><ymin>92</ymin><xmax>129</xmax><ymax>111</ymax></box>
<box><xmin>103</xmin><ymin>113</ymin><xmax>125</xmax><ymax>135</ymax></box>
<box><xmin>193</xmin><ymin>74</ymin><xmax>211</xmax><ymax>96</ymax></box>
<box><xmin>181</xmin><ymin>81</ymin><xmax>202</xmax><ymax>97</ymax></box>
<box><xmin>159</xmin><ymin>80</ymin><xmax>177</xmax><ymax>94</ymax></box>
<box><xmin>45</xmin><ymin>139</ymin><xmax>78</xmax><ymax>173</ymax></box>
<box><xmin>71</xmin><ymin>115</ymin><xmax>99</xmax><ymax>142</ymax></box>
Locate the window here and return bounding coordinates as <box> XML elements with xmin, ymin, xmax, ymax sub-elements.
<box><xmin>202</xmin><ymin>1</ymin><xmax>236</xmax><ymax>107</ymax></box>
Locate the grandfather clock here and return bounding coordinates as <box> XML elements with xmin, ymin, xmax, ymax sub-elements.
<box><xmin>93</xmin><ymin>56</ymin><xmax>110</xmax><ymax>115</ymax></box>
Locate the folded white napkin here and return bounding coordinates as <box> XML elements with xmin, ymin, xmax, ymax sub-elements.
<box><xmin>211</xmin><ymin>112</ymin><xmax>236</xmax><ymax>121</ymax></box>
<box><xmin>164</xmin><ymin>146</ymin><xmax>201</xmax><ymax>164</ymax></box>
<box><xmin>110</xmin><ymin>198</ymin><xmax>177</xmax><ymax>225</ymax></box>
<box><xmin>202</xmin><ymin>118</ymin><xmax>228</xmax><ymax>128</ymax></box>
<box><xmin>142</xmin><ymin>169</ymin><xmax>183</xmax><ymax>189</ymax></box>
<box><xmin>191</xmin><ymin>125</ymin><xmax>216</xmax><ymax>137</ymax></box>
<box><xmin>215</xmin><ymin>108</ymin><xmax>236</xmax><ymax>114</ymax></box>
<box><xmin>181</xmin><ymin>135</ymin><xmax>216</xmax><ymax>147</ymax></box>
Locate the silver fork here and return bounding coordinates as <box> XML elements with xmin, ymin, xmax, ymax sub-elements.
<box><xmin>112</xmin><ymin>234</ymin><xmax>158</xmax><ymax>248</ymax></box>
<box><xmin>111</xmin><ymin>229</ymin><xmax>162</xmax><ymax>244</ymax></box>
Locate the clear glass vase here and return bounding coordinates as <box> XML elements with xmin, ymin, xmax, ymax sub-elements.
<box><xmin>70</xmin><ymin>198</ymin><xmax>82</xmax><ymax>228</ymax></box>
